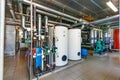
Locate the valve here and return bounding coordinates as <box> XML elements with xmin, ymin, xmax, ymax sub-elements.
<box><xmin>45</xmin><ymin>46</ymin><xmax>50</xmax><ymax>55</ymax></box>
<box><xmin>52</xmin><ymin>46</ymin><xmax>57</xmax><ymax>54</ymax></box>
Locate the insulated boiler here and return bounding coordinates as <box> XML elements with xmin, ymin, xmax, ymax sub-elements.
<box><xmin>54</xmin><ymin>26</ymin><xmax>68</xmax><ymax>66</ymax></box>
<box><xmin>68</xmin><ymin>29</ymin><xmax>81</xmax><ymax>60</ymax></box>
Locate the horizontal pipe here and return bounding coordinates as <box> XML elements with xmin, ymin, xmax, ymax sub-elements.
<box><xmin>5</xmin><ymin>20</ymin><xmax>30</xmax><ymax>26</ymax></box>
<box><xmin>36</xmin><ymin>9</ymin><xmax>76</xmax><ymax>23</ymax></box>
<box><xmin>15</xmin><ymin>12</ymin><xmax>30</xmax><ymax>17</ymax></box>
<box><xmin>48</xmin><ymin>20</ymin><xmax>70</xmax><ymax>27</ymax></box>
<box><xmin>101</xmin><ymin>21</ymin><xmax>119</xmax><ymax>25</ymax></box>
<box><xmin>23</xmin><ymin>0</ymin><xmax>87</xmax><ymax>23</ymax></box>
<box><xmin>90</xmin><ymin>14</ymin><xmax>119</xmax><ymax>24</ymax></box>
<box><xmin>110</xmin><ymin>26</ymin><xmax>119</xmax><ymax>29</ymax></box>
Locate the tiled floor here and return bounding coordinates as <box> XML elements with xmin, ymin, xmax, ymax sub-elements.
<box><xmin>41</xmin><ymin>52</ymin><xmax>120</xmax><ymax>80</ymax></box>
<box><xmin>4</xmin><ymin>50</ymin><xmax>29</xmax><ymax>80</ymax></box>
<box><xmin>4</xmin><ymin>51</ymin><xmax>120</xmax><ymax>80</ymax></box>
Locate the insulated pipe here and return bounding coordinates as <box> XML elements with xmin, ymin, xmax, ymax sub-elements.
<box><xmin>7</xmin><ymin>0</ymin><xmax>16</xmax><ymax>20</ymax></box>
<box><xmin>6</xmin><ymin>20</ymin><xmax>30</xmax><ymax>26</ymax></box>
<box><xmin>36</xmin><ymin>9</ymin><xmax>76</xmax><ymax>23</ymax></box>
<box><xmin>38</xmin><ymin>15</ymin><xmax>41</xmax><ymax>41</ymax></box>
<box><xmin>48</xmin><ymin>20</ymin><xmax>70</xmax><ymax>27</ymax></box>
<box><xmin>22</xmin><ymin>16</ymin><xmax>28</xmax><ymax>29</ymax></box>
<box><xmin>22</xmin><ymin>0</ymin><xmax>87</xmax><ymax>23</ymax></box>
<box><xmin>45</xmin><ymin>16</ymin><xmax>48</xmax><ymax>33</ymax></box>
<box><xmin>91</xmin><ymin>14</ymin><xmax>119</xmax><ymax>24</ymax></box>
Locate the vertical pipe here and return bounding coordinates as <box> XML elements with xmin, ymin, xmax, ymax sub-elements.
<box><xmin>38</xmin><ymin>15</ymin><xmax>41</xmax><ymax>42</ymax></box>
<box><xmin>53</xmin><ymin>26</ymin><xmax>56</xmax><ymax>68</ymax></box>
<box><xmin>0</xmin><ymin>0</ymin><xmax>5</xmax><ymax>79</ymax></box>
<box><xmin>30</xmin><ymin>0</ymin><xmax>33</xmax><ymax>80</ymax></box>
<box><xmin>33</xmin><ymin>6</ymin><xmax>37</xmax><ymax>47</ymax></box>
<box><xmin>45</xmin><ymin>16</ymin><xmax>48</xmax><ymax>33</ymax></box>
<box><xmin>118</xmin><ymin>0</ymin><xmax>120</xmax><ymax>53</ymax></box>
<box><xmin>119</xmin><ymin>0</ymin><xmax>120</xmax><ymax>29</ymax></box>
<box><xmin>45</xmin><ymin>16</ymin><xmax>50</xmax><ymax>70</ymax></box>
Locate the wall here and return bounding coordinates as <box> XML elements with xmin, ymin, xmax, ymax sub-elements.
<box><xmin>4</xmin><ymin>25</ymin><xmax>16</xmax><ymax>56</ymax></box>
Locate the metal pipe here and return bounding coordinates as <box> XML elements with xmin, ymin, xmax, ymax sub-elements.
<box><xmin>15</xmin><ymin>12</ymin><xmax>30</xmax><ymax>17</ymax></box>
<box><xmin>30</xmin><ymin>0</ymin><xmax>33</xmax><ymax>80</ymax></box>
<box><xmin>101</xmin><ymin>21</ymin><xmax>119</xmax><ymax>25</ymax></box>
<box><xmin>36</xmin><ymin>9</ymin><xmax>76</xmax><ymax>23</ymax></box>
<box><xmin>110</xmin><ymin>26</ymin><xmax>119</xmax><ymax>29</ymax></box>
<box><xmin>38</xmin><ymin>15</ymin><xmax>41</xmax><ymax>41</ymax></box>
<box><xmin>0</xmin><ymin>0</ymin><xmax>5</xmax><ymax>79</ymax></box>
<box><xmin>7</xmin><ymin>0</ymin><xmax>16</xmax><ymax>20</ymax></box>
<box><xmin>45</xmin><ymin>16</ymin><xmax>49</xmax><ymax>32</ymax></box>
<box><xmin>6</xmin><ymin>20</ymin><xmax>30</xmax><ymax>26</ymax></box>
<box><xmin>23</xmin><ymin>0</ymin><xmax>87</xmax><ymax>23</ymax></box>
<box><xmin>48</xmin><ymin>20</ymin><xmax>70</xmax><ymax>27</ymax></box>
<box><xmin>22</xmin><ymin>16</ymin><xmax>29</xmax><ymax>29</ymax></box>
<box><xmin>90</xmin><ymin>14</ymin><xmax>119</xmax><ymax>24</ymax></box>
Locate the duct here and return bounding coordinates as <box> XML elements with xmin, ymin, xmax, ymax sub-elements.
<box><xmin>36</xmin><ymin>9</ymin><xmax>76</xmax><ymax>23</ymax></box>
<box><xmin>90</xmin><ymin>14</ymin><xmax>119</xmax><ymax>24</ymax></box>
<box><xmin>22</xmin><ymin>0</ymin><xmax>88</xmax><ymax>23</ymax></box>
<box><xmin>7</xmin><ymin>0</ymin><xmax>16</xmax><ymax>20</ymax></box>
<box><xmin>48</xmin><ymin>20</ymin><xmax>70</xmax><ymax>27</ymax></box>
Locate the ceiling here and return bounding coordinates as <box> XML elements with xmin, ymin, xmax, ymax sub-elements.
<box><xmin>33</xmin><ymin>0</ymin><xmax>119</xmax><ymax>21</ymax></box>
<box><xmin>5</xmin><ymin>0</ymin><xmax>119</xmax><ymax>26</ymax></box>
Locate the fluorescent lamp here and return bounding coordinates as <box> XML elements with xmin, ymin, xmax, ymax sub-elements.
<box><xmin>106</xmin><ymin>1</ymin><xmax>118</xmax><ymax>12</ymax></box>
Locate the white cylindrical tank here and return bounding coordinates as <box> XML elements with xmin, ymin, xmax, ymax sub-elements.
<box><xmin>54</xmin><ymin>26</ymin><xmax>68</xmax><ymax>66</ymax></box>
<box><xmin>68</xmin><ymin>29</ymin><xmax>81</xmax><ymax>60</ymax></box>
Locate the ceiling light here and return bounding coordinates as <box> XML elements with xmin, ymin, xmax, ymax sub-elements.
<box><xmin>106</xmin><ymin>1</ymin><xmax>118</xmax><ymax>12</ymax></box>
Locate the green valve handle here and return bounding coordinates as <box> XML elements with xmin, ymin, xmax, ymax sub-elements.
<box><xmin>45</xmin><ymin>46</ymin><xmax>50</xmax><ymax>55</ymax></box>
<box><xmin>25</xmin><ymin>39</ymin><xmax>30</xmax><ymax>44</ymax></box>
<box><xmin>52</xmin><ymin>46</ymin><xmax>57</xmax><ymax>54</ymax></box>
